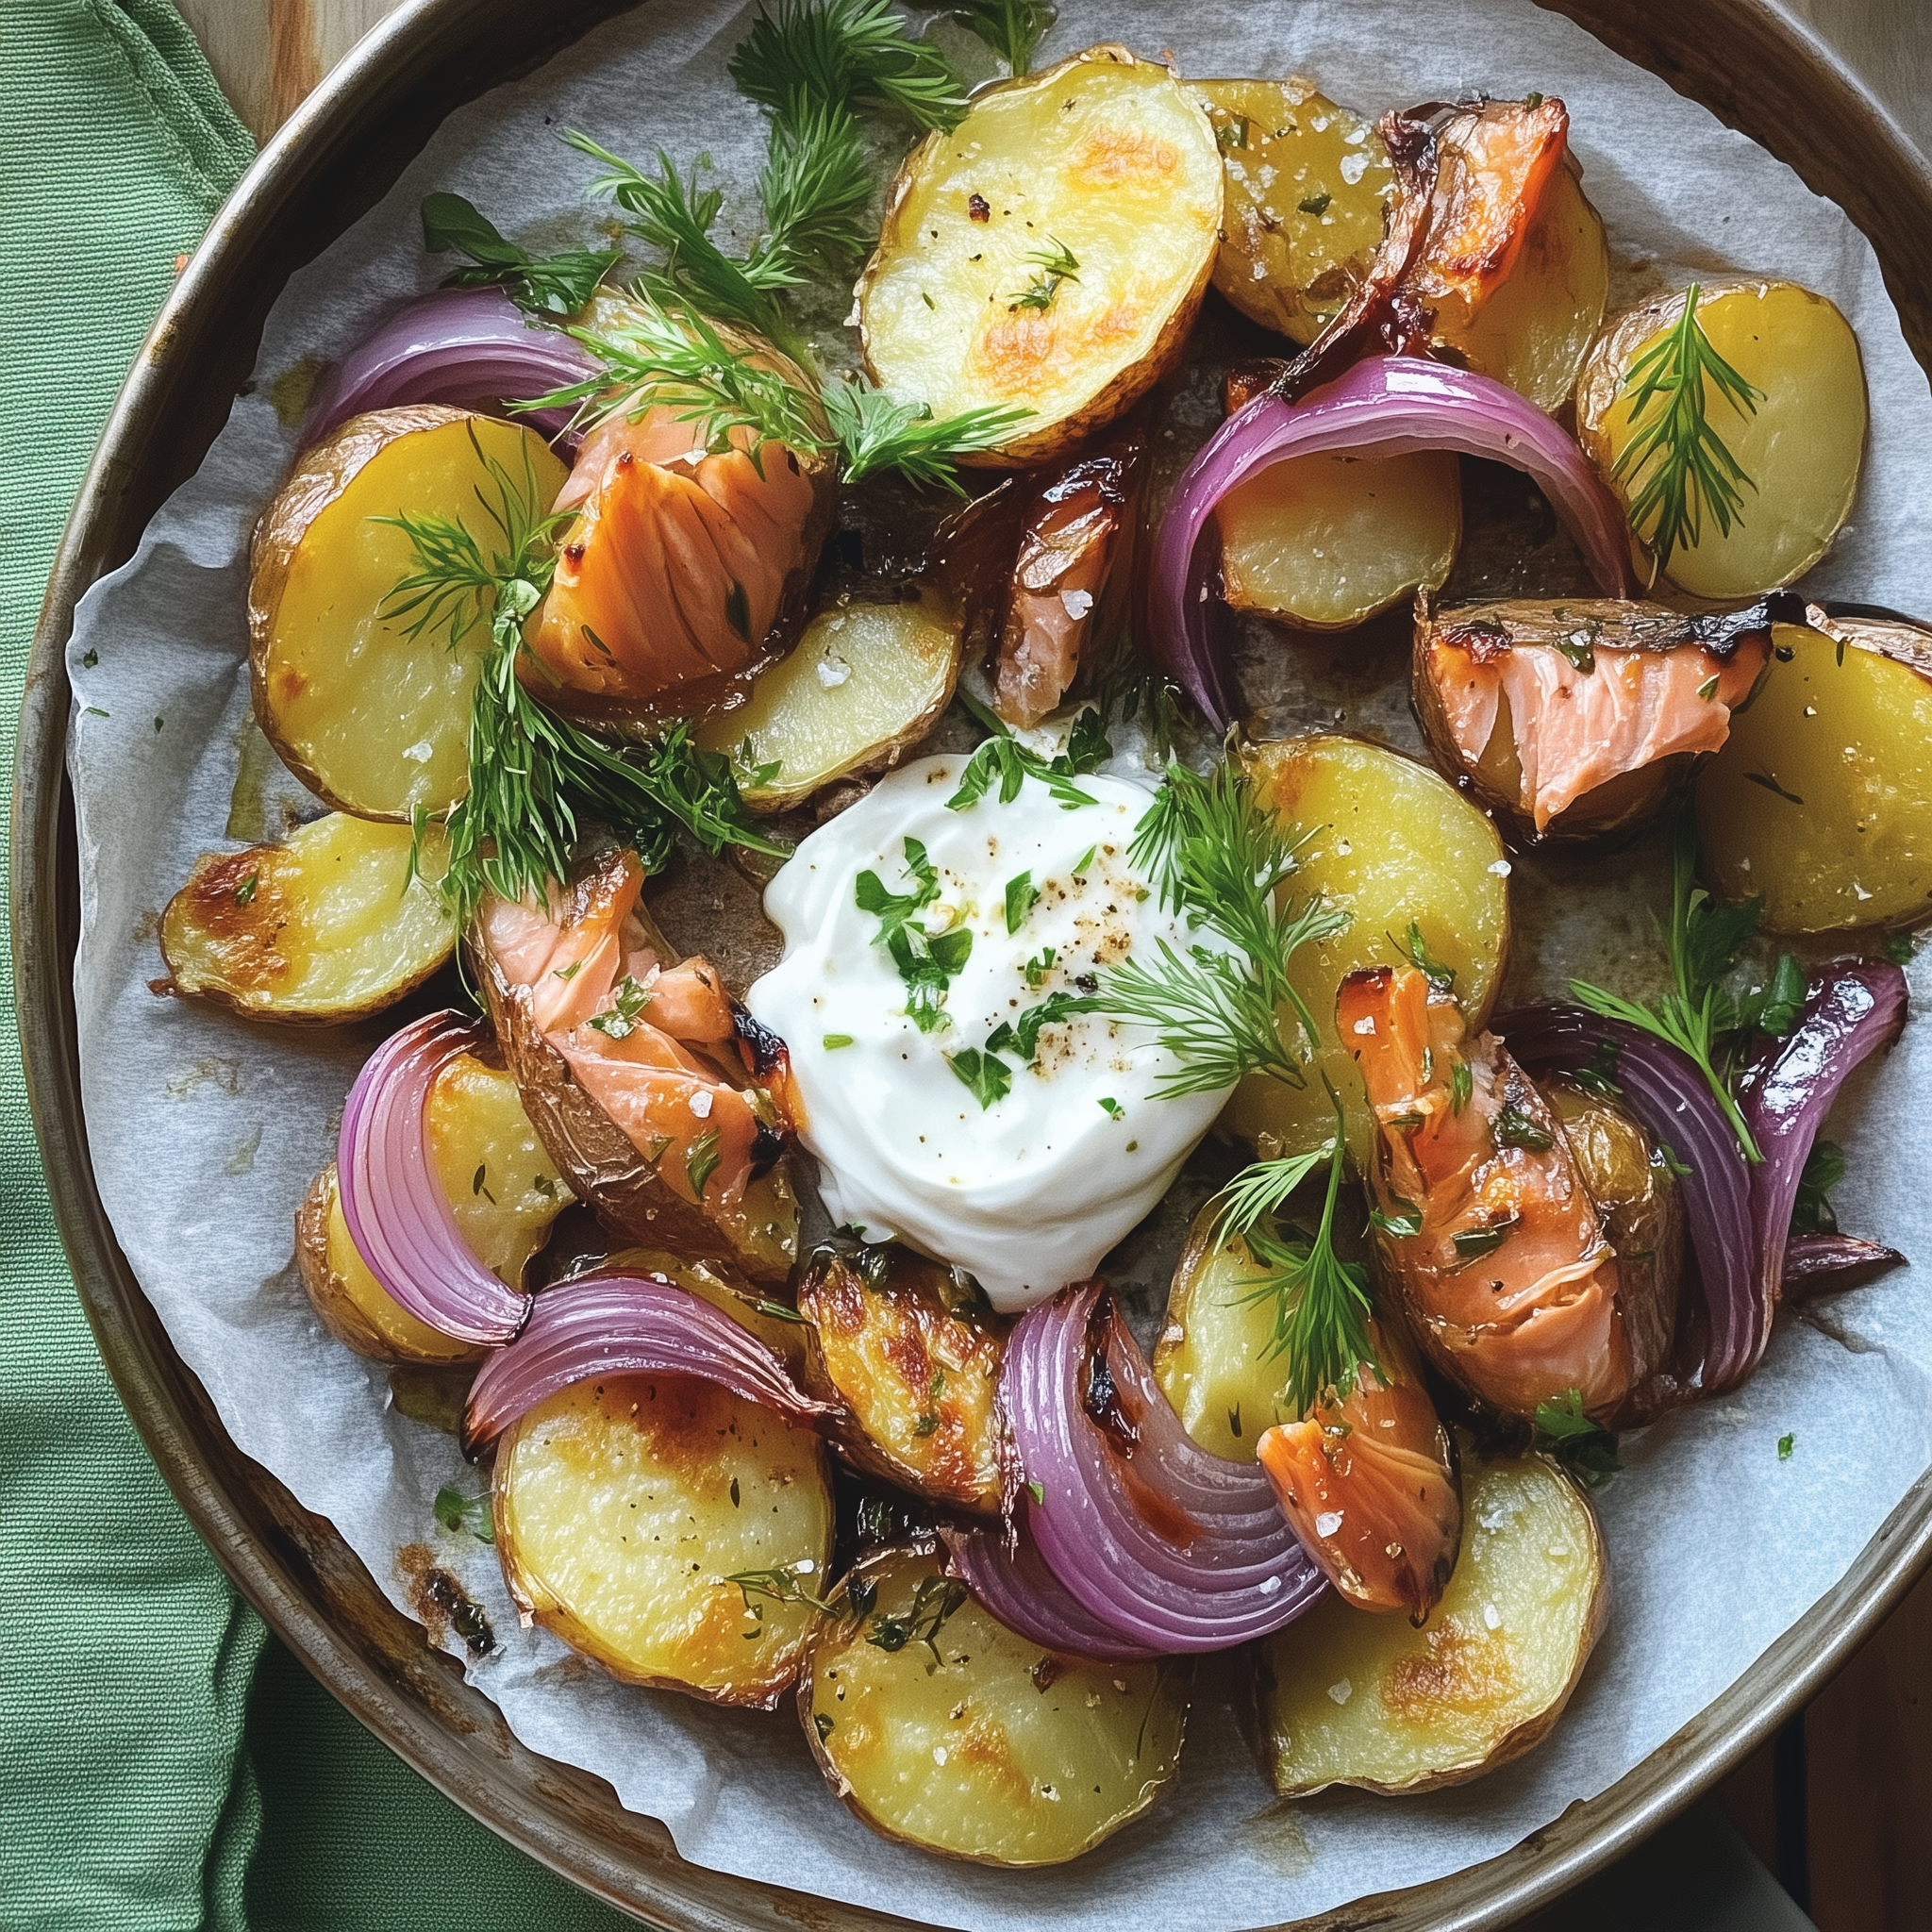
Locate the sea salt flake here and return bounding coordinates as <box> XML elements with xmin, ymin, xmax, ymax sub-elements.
<box><xmin>1327</xmin><ymin>1677</ymin><xmax>1353</xmax><ymax>1706</ymax></box>
<box><xmin>817</xmin><ymin>656</ymin><xmax>852</xmax><ymax>689</ymax></box>
<box><xmin>1340</xmin><ymin>152</ymin><xmax>1369</xmax><ymax>184</ymax></box>
<box><xmin>690</xmin><ymin>1090</ymin><xmax>713</xmax><ymax>1119</ymax></box>
<box><xmin>1060</xmin><ymin>589</ymin><xmax>1094</xmax><ymax>620</ymax></box>
<box><xmin>1483</xmin><ymin>1602</ymin><xmax>1501</xmax><ymax>1631</ymax></box>
<box><xmin>1315</xmin><ymin>1509</ymin><xmax>1344</xmax><ymax>1537</ymax></box>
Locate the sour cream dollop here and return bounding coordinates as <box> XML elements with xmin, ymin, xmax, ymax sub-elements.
<box><xmin>747</xmin><ymin>754</ymin><xmax>1234</xmax><ymax>1310</ymax></box>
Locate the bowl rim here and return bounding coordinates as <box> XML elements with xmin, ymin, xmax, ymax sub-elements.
<box><xmin>13</xmin><ymin>0</ymin><xmax>1932</xmax><ymax>1924</ymax></box>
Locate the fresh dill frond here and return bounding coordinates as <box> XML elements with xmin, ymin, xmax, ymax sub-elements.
<box><xmin>1224</xmin><ymin>1127</ymin><xmax>1379</xmax><ymax>1418</ymax></box>
<box><xmin>1007</xmin><ymin>236</ymin><xmax>1078</xmax><ymax>312</ymax></box>
<box><xmin>1612</xmin><ymin>283</ymin><xmax>1764</xmax><ymax>576</ymax></box>
<box><xmin>1208</xmin><ymin>1145</ymin><xmax>1331</xmax><ymax>1253</ymax></box>
<box><xmin>1569</xmin><ymin>810</ymin><xmax>1764</xmax><ymax>1160</ymax></box>
<box><xmin>730</xmin><ymin>0</ymin><xmax>967</xmax><ymax>130</ymax></box>
<box><xmin>754</xmin><ymin>95</ymin><xmax>874</xmax><ymax>280</ymax></box>
<box><xmin>824</xmin><ymin>379</ymin><xmax>1031</xmax><ymax>491</ymax></box>
<box><xmin>377</xmin><ymin>425</ymin><xmax>784</xmax><ymax>924</ymax></box>
<box><xmin>419</xmin><ymin>192</ymin><xmax>620</xmax><ymax>318</ymax></box>
<box><xmin>536</xmin><ymin>296</ymin><xmax>826</xmax><ymax>473</ymax></box>
<box><xmin>563</xmin><ymin>133</ymin><xmax>788</xmax><ymax>335</ymax></box>
<box><xmin>947</xmin><ymin>0</ymin><xmax>1055</xmax><ymax>74</ymax></box>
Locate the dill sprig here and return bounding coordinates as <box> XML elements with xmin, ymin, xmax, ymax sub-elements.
<box><xmin>755</xmin><ymin>95</ymin><xmax>874</xmax><ymax>283</ymax></box>
<box><xmin>730</xmin><ymin>0</ymin><xmax>966</xmax><ymax>129</ymax></box>
<box><xmin>419</xmin><ymin>192</ymin><xmax>619</xmax><ymax>318</ymax></box>
<box><xmin>1007</xmin><ymin>234</ymin><xmax>1079</xmax><ymax>312</ymax></box>
<box><xmin>824</xmin><ymin>380</ymin><xmax>1031</xmax><ymax>491</ymax></box>
<box><xmin>1569</xmin><ymin>810</ymin><xmax>1765</xmax><ymax>1161</ymax></box>
<box><xmin>1212</xmin><ymin>1118</ymin><xmax>1379</xmax><ymax>1417</ymax></box>
<box><xmin>535</xmin><ymin>296</ymin><xmax>826</xmax><ymax>473</ymax></box>
<box><xmin>947</xmin><ymin>0</ymin><xmax>1055</xmax><ymax>74</ymax></box>
<box><xmin>377</xmin><ymin>425</ymin><xmax>784</xmax><ymax>924</ymax></box>
<box><xmin>1612</xmin><ymin>283</ymin><xmax>1764</xmax><ymax>576</ymax></box>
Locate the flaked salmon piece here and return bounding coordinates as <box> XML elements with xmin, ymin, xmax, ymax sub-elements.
<box><xmin>993</xmin><ymin>434</ymin><xmax>1143</xmax><ymax>729</ymax></box>
<box><xmin>480</xmin><ymin>848</ymin><xmax>787</xmax><ymax>1210</ymax></box>
<box><xmin>531</xmin><ymin>398</ymin><xmax>823</xmax><ymax>704</ymax></box>
<box><xmin>1257</xmin><ymin>1319</ymin><xmax>1461</xmax><ymax>1622</ymax></box>
<box><xmin>1341</xmin><ymin>964</ymin><xmax>1630</xmax><ymax>1419</ymax></box>
<box><xmin>1411</xmin><ymin>96</ymin><xmax>1571</xmax><ymax>332</ymax></box>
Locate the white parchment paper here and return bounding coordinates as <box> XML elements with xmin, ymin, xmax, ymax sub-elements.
<box><xmin>66</xmin><ymin>0</ymin><xmax>1932</xmax><ymax>1924</ymax></box>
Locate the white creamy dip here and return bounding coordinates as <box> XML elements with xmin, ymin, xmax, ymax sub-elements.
<box><xmin>747</xmin><ymin>754</ymin><xmax>1233</xmax><ymax>1310</ymax></box>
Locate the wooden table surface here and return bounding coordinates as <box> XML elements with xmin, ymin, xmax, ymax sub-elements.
<box><xmin>174</xmin><ymin>2</ymin><xmax>1932</xmax><ymax>1925</ymax></box>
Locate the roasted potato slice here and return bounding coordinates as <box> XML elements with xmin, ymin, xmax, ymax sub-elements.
<box><xmin>1218</xmin><ymin>450</ymin><xmax>1461</xmax><ymax>631</ymax></box>
<box><xmin>1413</xmin><ymin>596</ymin><xmax>1775</xmax><ymax>845</ymax></box>
<box><xmin>1430</xmin><ymin>158</ymin><xmax>1608</xmax><ymax>412</ymax></box>
<box><xmin>1251</xmin><ymin>1447</ymin><xmax>1607</xmax><ymax>1795</ymax></box>
<box><xmin>694</xmin><ymin>597</ymin><xmax>961</xmax><ymax>811</ymax></box>
<box><xmin>1697</xmin><ymin>606</ymin><xmax>1932</xmax><ymax>930</ymax></box>
<box><xmin>801</xmin><ymin>1545</ymin><xmax>1189</xmax><ymax>1865</ymax></box>
<box><xmin>858</xmin><ymin>46</ymin><xmax>1223</xmax><ymax>467</ymax></box>
<box><xmin>492</xmin><ymin>1372</ymin><xmax>833</xmax><ymax>1707</ymax></box>
<box><xmin>159</xmin><ymin>812</ymin><xmax>455</xmax><ymax>1024</ymax></box>
<box><xmin>1577</xmin><ymin>277</ymin><xmax>1867</xmax><ymax>603</ymax></box>
<box><xmin>250</xmin><ymin>408</ymin><xmax>567</xmax><ymax>818</ymax></box>
<box><xmin>797</xmin><ymin>1248</ymin><xmax>1008</xmax><ymax>1514</ymax></box>
<box><xmin>1190</xmin><ymin>78</ymin><xmax>1396</xmax><ymax>346</ymax></box>
<box><xmin>1219</xmin><ymin>736</ymin><xmax>1509</xmax><ymax>1165</ymax></box>
<box><xmin>296</xmin><ymin>1050</ymin><xmax>571</xmax><ymax>1363</ymax></box>
<box><xmin>1153</xmin><ymin>1200</ymin><xmax>1291</xmax><ymax>1459</ymax></box>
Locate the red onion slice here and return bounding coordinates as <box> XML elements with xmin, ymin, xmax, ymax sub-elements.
<box><xmin>338</xmin><ymin>1011</ymin><xmax>533</xmax><ymax>1347</ymax></box>
<box><xmin>302</xmin><ymin>288</ymin><xmax>600</xmax><ymax>448</ymax></box>
<box><xmin>1740</xmin><ymin>962</ymin><xmax>1907</xmax><ymax>1347</ymax></box>
<box><xmin>464</xmin><ymin>1271</ymin><xmax>833</xmax><ymax>1455</ymax></box>
<box><xmin>943</xmin><ymin>1527</ymin><xmax>1165</xmax><ymax>1662</ymax></box>
<box><xmin>1150</xmin><ymin>356</ymin><xmax>1637</xmax><ymax>725</ymax></box>
<box><xmin>1000</xmin><ymin>1284</ymin><xmax>1325</xmax><ymax>1653</ymax></box>
<box><xmin>1782</xmin><ymin>1233</ymin><xmax>1907</xmax><ymax>1301</ymax></box>
<box><xmin>1498</xmin><ymin>1006</ymin><xmax>1757</xmax><ymax>1394</ymax></box>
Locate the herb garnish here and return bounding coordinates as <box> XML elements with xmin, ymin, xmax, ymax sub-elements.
<box><xmin>420</xmin><ymin>191</ymin><xmax>619</xmax><ymax>317</ymax></box>
<box><xmin>855</xmin><ymin>837</ymin><xmax>972</xmax><ymax>1031</ymax></box>
<box><xmin>1790</xmin><ymin>1140</ymin><xmax>1844</xmax><ymax>1237</ymax></box>
<box><xmin>1004</xmin><ymin>871</ymin><xmax>1040</xmax><ymax>934</ymax></box>
<box><xmin>1495</xmin><ymin>1106</ymin><xmax>1554</xmax><ymax>1152</ymax></box>
<box><xmin>377</xmin><ymin>426</ymin><xmax>784</xmax><ymax>923</ymax></box>
<box><xmin>985</xmin><ymin>990</ymin><xmax>1081</xmax><ymax>1063</ymax></box>
<box><xmin>1008</xmin><ymin>235</ymin><xmax>1079</xmax><ymax>311</ymax></box>
<box><xmin>1533</xmin><ymin>1389</ymin><xmax>1622</xmax><ymax>1487</ymax></box>
<box><xmin>945</xmin><ymin>693</ymin><xmax>1108</xmax><ymax>809</ymax></box>
<box><xmin>730</xmin><ymin>0</ymin><xmax>967</xmax><ymax>131</ymax></box>
<box><xmin>1391</xmin><ymin>918</ymin><xmax>1456</xmax><ymax>993</ymax></box>
<box><xmin>686</xmin><ymin>1128</ymin><xmax>724</xmax><ymax>1200</ymax></box>
<box><xmin>726</xmin><ymin>1564</ymin><xmax>841</xmax><ymax>1634</ymax></box>
<box><xmin>587</xmin><ymin>974</ymin><xmax>654</xmax><ymax>1039</ymax></box>
<box><xmin>234</xmin><ymin>873</ymin><xmax>259</xmax><ymax>908</ymax></box>
<box><xmin>946</xmin><ymin>1045</ymin><xmax>1012</xmax><ymax>1109</ymax></box>
<box><xmin>821</xmin><ymin>379</ymin><xmax>1033</xmax><ymax>491</ymax></box>
<box><xmin>939</xmin><ymin>0</ymin><xmax>1056</xmax><ymax>75</ymax></box>
<box><xmin>1569</xmin><ymin>812</ymin><xmax>1766</xmax><ymax>1161</ymax></box>
<box><xmin>1778</xmin><ymin>1432</ymin><xmax>1796</xmax><ymax>1461</ymax></box>
<box><xmin>1612</xmin><ymin>282</ymin><xmax>1764</xmax><ymax>576</ymax></box>
<box><xmin>434</xmin><ymin>1484</ymin><xmax>495</xmax><ymax>1543</ymax></box>
<box><xmin>866</xmin><ymin>1574</ymin><xmax>968</xmax><ymax>1665</ymax></box>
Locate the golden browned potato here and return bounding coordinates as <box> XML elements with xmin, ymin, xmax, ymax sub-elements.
<box><xmin>693</xmin><ymin>597</ymin><xmax>961</xmax><ymax>811</ymax></box>
<box><xmin>1218</xmin><ymin>736</ymin><xmax>1510</xmax><ymax>1165</ymax></box>
<box><xmin>295</xmin><ymin>1049</ymin><xmax>571</xmax><ymax>1363</ymax></box>
<box><xmin>1412</xmin><ymin>596</ymin><xmax>1775</xmax><ymax>846</ymax></box>
<box><xmin>1152</xmin><ymin>1201</ymin><xmax>1291</xmax><ymax>1459</ymax></box>
<box><xmin>250</xmin><ymin>408</ymin><xmax>568</xmax><ymax>818</ymax></box>
<box><xmin>158</xmin><ymin>812</ymin><xmax>455</xmax><ymax>1024</ymax></box>
<box><xmin>858</xmin><ymin>46</ymin><xmax>1223</xmax><ymax>466</ymax></box>
<box><xmin>800</xmin><ymin>1545</ymin><xmax>1189</xmax><ymax>1864</ymax></box>
<box><xmin>1430</xmin><ymin>159</ymin><xmax>1608</xmax><ymax>412</ymax></box>
<box><xmin>1697</xmin><ymin>606</ymin><xmax>1932</xmax><ymax>930</ymax></box>
<box><xmin>1189</xmin><ymin>78</ymin><xmax>1396</xmax><ymax>345</ymax></box>
<box><xmin>1576</xmin><ymin>278</ymin><xmax>1867</xmax><ymax>603</ymax></box>
<box><xmin>1251</xmin><ymin>1448</ymin><xmax>1607</xmax><ymax>1795</ymax></box>
<box><xmin>492</xmin><ymin>1372</ymin><xmax>834</xmax><ymax>1708</ymax></box>
<box><xmin>797</xmin><ymin>1248</ymin><xmax>1008</xmax><ymax>1514</ymax></box>
<box><xmin>1218</xmin><ymin>450</ymin><xmax>1461</xmax><ymax>631</ymax></box>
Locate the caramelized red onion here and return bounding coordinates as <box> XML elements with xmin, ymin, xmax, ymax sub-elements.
<box><xmin>1150</xmin><ymin>356</ymin><xmax>1636</xmax><ymax>725</ymax></box>
<box><xmin>1782</xmin><ymin>1233</ymin><xmax>1907</xmax><ymax>1300</ymax></box>
<box><xmin>996</xmin><ymin>1284</ymin><xmax>1325</xmax><ymax>1654</ymax></box>
<box><xmin>944</xmin><ymin>1526</ymin><xmax>1164</xmax><ymax>1662</ymax></box>
<box><xmin>463</xmin><ymin>1271</ymin><xmax>833</xmax><ymax>1455</ymax></box>
<box><xmin>338</xmin><ymin>1012</ymin><xmax>531</xmax><ymax>1347</ymax></box>
<box><xmin>302</xmin><ymin>288</ymin><xmax>598</xmax><ymax>448</ymax></box>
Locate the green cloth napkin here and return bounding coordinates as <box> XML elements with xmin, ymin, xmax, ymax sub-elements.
<box><xmin>0</xmin><ymin>7</ymin><xmax>633</xmax><ymax>1926</ymax></box>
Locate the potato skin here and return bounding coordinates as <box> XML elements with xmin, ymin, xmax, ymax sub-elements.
<box><xmin>857</xmin><ymin>46</ymin><xmax>1221</xmax><ymax>468</ymax></box>
<box><xmin>796</xmin><ymin>1249</ymin><xmax>1009</xmax><ymax>1515</ymax></box>
<box><xmin>480</xmin><ymin>948</ymin><xmax>798</xmax><ymax>1287</ymax></box>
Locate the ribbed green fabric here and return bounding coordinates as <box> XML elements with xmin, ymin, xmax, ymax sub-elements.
<box><xmin>0</xmin><ymin>8</ymin><xmax>262</xmax><ymax>1927</ymax></box>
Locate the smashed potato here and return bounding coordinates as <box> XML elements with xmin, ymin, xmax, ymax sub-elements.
<box><xmin>158</xmin><ymin>812</ymin><xmax>454</xmax><ymax>1024</ymax></box>
<box><xmin>1190</xmin><ymin>78</ymin><xmax>1396</xmax><ymax>345</ymax></box>
<box><xmin>1217</xmin><ymin>450</ymin><xmax>1461</xmax><ymax>631</ymax></box>
<box><xmin>797</xmin><ymin>1247</ymin><xmax>1008</xmax><ymax>1514</ymax></box>
<box><xmin>801</xmin><ymin>1546</ymin><xmax>1188</xmax><ymax>1864</ymax></box>
<box><xmin>1697</xmin><ymin>606</ymin><xmax>1932</xmax><ymax>930</ymax></box>
<box><xmin>858</xmin><ymin>46</ymin><xmax>1223</xmax><ymax>466</ymax></box>
<box><xmin>1219</xmin><ymin>736</ymin><xmax>1510</xmax><ymax>1164</ymax></box>
<box><xmin>1251</xmin><ymin>1449</ymin><xmax>1607</xmax><ymax>1795</ymax></box>
<box><xmin>249</xmin><ymin>408</ymin><xmax>567</xmax><ymax>818</ymax></box>
<box><xmin>492</xmin><ymin>1373</ymin><xmax>833</xmax><ymax>1708</ymax></box>
<box><xmin>1577</xmin><ymin>277</ymin><xmax>1867</xmax><ymax>603</ymax></box>
<box><xmin>694</xmin><ymin>597</ymin><xmax>961</xmax><ymax>811</ymax></box>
